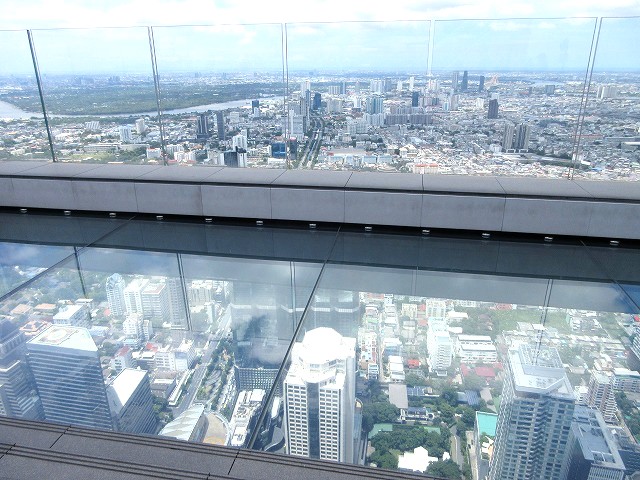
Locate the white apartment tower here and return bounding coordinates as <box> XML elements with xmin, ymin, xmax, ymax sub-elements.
<box><xmin>106</xmin><ymin>274</ymin><xmax>126</xmax><ymax>317</ymax></box>
<box><xmin>124</xmin><ymin>278</ymin><xmax>148</xmax><ymax>316</ymax></box>
<box><xmin>489</xmin><ymin>344</ymin><xmax>575</xmax><ymax>480</ymax></box>
<box><xmin>427</xmin><ymin>319</ymin><xmax>452</xmax><ymax>376</ymax></box>
<box><xmin>585</xmin><ymin>371</ymin><xmax>618</xmax><ymax>423</ymax></box>
<box><xmin>284</xmin><ymin>327</ymin><xmax>356</xmax><ymax>463</ymax></box>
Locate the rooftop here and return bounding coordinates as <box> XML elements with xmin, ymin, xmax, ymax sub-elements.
<box><xmin>28</xmin><ymin>325</ymin><xmax>98</xmax><ymax>353</ymax></box>
<box><xmin>107</xmin><ymin>368</ymin><xmax>148</xmax><ymax>415</ymax></box>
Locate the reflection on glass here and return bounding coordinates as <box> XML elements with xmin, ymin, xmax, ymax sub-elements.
<box><xmin>152</xmin><ymin>24</ymin><xmax>285</xmax><ymax>168</ymax></box>
<box><xmin>30</xmin><ymin>27</ymin><xmax>157</xmax><ymax>164</ymax></box>
<box><xmin>3</xmin><ymin>216</ymin><xmax>640</xmax><ymax>478</ymax></box>
<box><xmin>0</xmin><ymin>242</ymin><xmax>75</xmax><ymax>297</ymax></box>
<box><xmin>573</xmin><ymin>17</ymin><xmax>640</xmax><ymax>181</ymax></box>
<box><xmin>429</xmin><ymin>18</ymin><xmax>596</xmax><ymax>178</ymax></box>
<box><xmin>0</xmin><ymin>30</ymin><xmax>53</xmax><ymax>162</ymax></box>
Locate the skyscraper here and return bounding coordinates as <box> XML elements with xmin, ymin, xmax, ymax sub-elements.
<box><xmin>479</xmin><ymin>75</ymin><xmax>485</xmax><ymax>92</ymax></box>
<box><xmin>561</xmin><ymin>406</ymin><xmax>625</xmax><ymax>480</ymax></box>
<box><xmin>119</xmin><ymin>125</ymin><xmax>132</xmax><ymax>143</ymax></box>
<box><xmin>312</xmin><ymin>92</ymin><xmax>321</xmax><ymax>110</ymax></box>
<box><xmin>0</xmin><ymin>320</ymin><xmax>43</xmax><ymax>420</ymax></box>
<box><xmin>26</xmin><ymin>325</ymin><xmax>113</xmax><ymax>430</ymax></box>
<box><xmin>487</xmin><ymin>99</ymin><xmax>499</xmax><ymax>119</ymax></box>
<box><xmin>412</xmin><ymin>91</ymin><xmax>420</xmax><ymax>107</ymax></box>
<box><xmin>461</xmin><ymin>70</ymin><xmax>469</xmax><ymax>91</ymax></box>
<box><xmin>284</xmin><ymin>327</ymin><xmax>356</xmax><ymax>463</ymax></box>
<box><xmin>451</xmin><ymin>71</ymin><xmax>459</xmax><ymax>92</ymax></box>
<box><xmin>196</xmin><ymin>113</ymin><xmax>210</xmax><ymax>140</ymax></box>
<box><xmin>489</xmin><ymin>344</ymin><xmax>575</xmax><ymax>480</ymax></box>
<box><xmin>367</xmin><ymin>96</ymin><xmax>384</xmax><ymax>115</ymax></box>
<box><xmin>514</xmin><ymin>123</ymin><xmax>531</xmax><ymax>152</ymax></box>
<box><xmin>502</xmin><ymin>123</ymin><xmax>515</xmax><ymax>152</ymax></box>
<box><xmin>427</xmin><ymin>320</ymin><xmax>452</xmax><ymax>376</ymax></box>
<box><xmin>585</xmin><ymin>371</ymin><xmax>617</xmax><ymax>423</ymax></box>
<box><xmin>106</xmin><ymin>273</ymin><xmax>126</xmax><ymax>317</ymax></box>
<box><xmin>107</xmin><ymin>368</ymin><xmax>157</xmax><ymax>435</ymax></box>
<box><xmin>216</xmin><ymin>111</ymin><xmax>225</xmax><ymax>141</ymax></box>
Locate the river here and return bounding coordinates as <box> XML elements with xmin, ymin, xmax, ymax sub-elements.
<box><xmin>0</xmin><ymin>96</ymin><xmax>281</xmax><ymax>120</ymax></box>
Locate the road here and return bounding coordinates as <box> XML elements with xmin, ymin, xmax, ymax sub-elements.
<box><xmin>450</xmin><ymin>425</ymin><xmax>463</xmax><ymax>467</ymax></box>
<box><xmin>171</xmin><ymin>309</ymin><xmax>230</xmax><ymax>417</ymax></box>
<box><xmin>298</xmin><ymin>113</ymin><xmax>324</xmax><ymax>169</ymax></box>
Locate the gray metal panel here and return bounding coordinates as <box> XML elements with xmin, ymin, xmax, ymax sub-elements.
<box><xmin>502</xmin><ymin>198</ymin><xmax>593</xmax><ymax>236</ymax></box>
<box><xmin>344</xmin><ymin>191</ymin><xmax>422</xmax><ymax>227</ymax></box>
<box><xmin>497</xmin><ymin>177</ymin><xmax>590</xmax><ymax>197</ymax></box>
<box><xmin>73</xmin><ymin>164</ymin><xmax>164</xmax><ymax>179</ymax></box>
<box><xmin>347</xmin><ymin>171</ymin><xmax>423</xmax><ymax>191</ymax></box>
<box><xmin>271</xmin><ymin>188</ymin><xmax>345</xmax><ymax>223</ymax></box>
<box><xmin>574</xmin><ymin>180</ymin><xmax>640</xmax><ymax>201</ymax></box>
<box><xmin>0</xmin><ymin>177</ymin><xmax>16</xmax><ymax>206</ymax></box>
<box><xmin>10</xmin><ymin>178</ymin><xmax>77</xmax><ymax>210</ymax></box>
<box><xmin>201</xmin><ymin>185</ymin><xmax>272</xmax><ymax>219</ymax></box>
<box><xmin>204</xmin><ymin>168</ymin><xmax>286</xmax><ymax>184</ymax></box>
<box><xmin>137</xmin><ymin>166</ymin><xmax>223</xmax><ymax>182</ymax></box>
<box><xmin>422</xmin><ymin>194</ymin><xmax>505</xmax><ymax>230</ymax></box>
<box><xmin>273</xmin><ymin>170</ymin><xmax>352</xmax><ymax>188</ymax></box>
<box><xmin>423</xmin><ymin>175</ymin><xmax>505</xmax><ymax>194</ymax></box>
<box><xmin>135</xmin><ymin>182</ymin><xmax>203</xmax><ymax>216</ymax></box>
<box><xmin>73</xmin><ymin>181</ymin><xmax>138</xmax><ymax>212</ymax></box>
<box><xmin>19</xmin><ymin>163</ymin><xmax>103</xmax><ymax>177</ymax></box>
<box><xmin>0</xmin><ymin>160</ymin><xmax>50</xmax><ymax>175</ymax></box>
<box><xmin>587</xmin><ymin>202</ymin><xmax>640</xmax><ymax>239</ymax></box>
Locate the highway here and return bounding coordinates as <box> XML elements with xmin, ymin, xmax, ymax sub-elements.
<box><xmin>298</xmin><ymin>113</ymin><xmax>324</xmax><ymax>169</ymax></box>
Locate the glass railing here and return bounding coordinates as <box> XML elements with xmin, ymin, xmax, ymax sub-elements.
<box><xmin>1</xmin><ymin>210</ymin><xmax>639</xmax><ymax>478</ymax></box>
<box><xmin>0</xmin><ymin>17</ymin><xmax>638</xmax><ymax>183</ymax></box>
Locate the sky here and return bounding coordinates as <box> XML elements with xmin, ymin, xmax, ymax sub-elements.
<box><xmin>0</xmin><ymin>0</ymin><xmax>639</xmax><ymax>74</ymax></box>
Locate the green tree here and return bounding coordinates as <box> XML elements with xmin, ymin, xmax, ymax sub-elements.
<box><xmin>426</xmin><ymin>460</ymin><xmax>462</xmax><ymax>479</ymax></box>
<box><xmin>369</xmin><ymin>450</ymin><xmax>398</xmax><ymax>469</ymax></box>
<box><xmin>362</xmin><ymin>401</ymin><xmax>399</xmax><ymax>433</ymax></box>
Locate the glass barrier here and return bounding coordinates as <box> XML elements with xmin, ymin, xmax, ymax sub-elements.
<box><xmin>151</xmin><ymin>24</ymin><xmax>286</xmax><ymax>169</ymax></box>
<box><xmin>430</xmin><ymin>18</ymin><xmax>597</xmax><ymax>179</ymax></box>
<box><xmin>29</xmin><ymin>27</ymin><xmax>157</xmax><ymax>164</ymax></box>
<box><xmin>285</xmin><ymin>21</ymin><xmax>431</xmax><ymax>170</ymax></box>
<box><xmin>573</xmin><ymin>17</ymin><xmax>640</xmax><ymax>181</ymax></box>
<box><xmin>0</xmin><ymin>30</ymin><xmax>53</xmax><ymax>162</ymax></box>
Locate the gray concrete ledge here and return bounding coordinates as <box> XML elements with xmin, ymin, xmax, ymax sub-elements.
<box><xmin>0</xmin><ymin>162</ymin><xmax>639</xmax><ymax>239</ymax></box>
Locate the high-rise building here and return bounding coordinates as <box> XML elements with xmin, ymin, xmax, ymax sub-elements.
<box><xmin>312</xmin><ymin>92</ymin><xmax>321</xmax><ymax>110</ymax></box>
<box><xmin>141</xmin><ymin>282</ymin><xmax>170</xmax><ymax>324</ymax></box>
<box><xmin>340</xmin><ymin>81</ymin><xmax>347</xmax><ymax>95</ymax></box>
<box><xmin>514</xmin><ymin>123</ymin><xmax>531</xmax><ymax>152</ymax></box>
<box><xmin>107</xmin><ymin>368</ymin><xmax>157</xmax><ymax>435</ymax></box>
<box><xmin>479</xmin><ymin>75</ymin><xmax>485</xmax><ymax>92</ymax></box>
<box><xmin>367</xmin><ymin>96</ymin><xmax>384</xmax><ymax>115</ymax></box>
<box><xmin>119</xmin><ymin>126</ymin><xmax>132</xmax><ymax>143</ymax></box>
<box><xmin>487</xmin><ymin>99</ymin><xmax>499</xmax><ymax>119</ymax></box>
<box><xmin>461</xmin><ymin>70</ymin><xmax>469</xmax><ymax>91</ymax></box>
<box><xmin>52</xmin><ymin>304</ymin><xmax>90</xmax><ymax>328</ymax></box>
<box><xmin>106</xmin><ymin>274</ymin><xmax>126</xmax><ymax>317</ymax></box>
<box><xmin>0</xmin><ymin>320</ymin><xmax>43</xmax><ymax>420</ymax></box>
<box><xmin>196</xmin><ymin>113</ymin><xmax>210</xmax><ymax>140</ymax></box>
<box><xmin>412</xmin><ymin>91</ymin><xmax>420</xmax><ymax>107</ymax></box>
<box><xmin>284</xmin><ymin>327</ymin><xmax>356</xmax><ymax>463</ymax></box>
<box><xmin>545</xmin><ymin>84</ymin><xmax>556</xmax><ymax>95</ymax></box>
<box><xmin>585</xmin><ymin>371</ymin><xmax>618</xmax><ymax>423</ymax></box>
<box><xmin>232</xmin><ymin>134</ymin><xmax>248</xmax><ymax>151</ymax></box>
<box><xmin>502</xmin><ymin>123</ymin><xmax>515</xmax><ymax>152</ymax></box>
<box><xmin>409</xmin><ymin>76</ymin><xmax>415</xmax><ymax>91</ymax></box>
<box><xmin>561</xmin><ymin>406</ymin><xmax>625</xmax><ymax>480</ymax></box>
<box><xmin>135</xmin><ymin>118</ymin><xmax>145</xmax><ymax>135</ymax></box>
<box><xmin>220</xmin><ymin>149</ymin><xmax>247</xmax><ymax>168</ymax></box>
<box><xmin>427</xmin><ymin>320</ymin><xmax>452</xmax><ymax>376</ymax></box>
<box><xmin>216</xmin><ymin>111</ymin><xmax>225</xmax><ymax>141</ymax></box>
<box><xmin>451</xmin><ymin>71</ymin><xmax>459</xmax><ymax>92</ymax></box>
<box><xmin>489</xmin><ymin>344</ymin><xmax>575</xmax><ymax>480</ymax></box>
<box><xmin>26</xmin><ymin>325</ymin><xmax>113</xmax><ymax>430</ymax></box>
<box><xmin>124</xmin><ymin>278</ymin><xmax>148</xmax><ymax>316</ymax></box>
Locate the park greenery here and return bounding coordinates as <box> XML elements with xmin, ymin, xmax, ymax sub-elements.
<box><xmin>0</xmin><ymin>81</ymin><xmax>285</xmax><ymax>116</ymax></box>
<box><xmin>426</xmin><ymin>460</ymin><xmax>463</xmax><ymax>479</ymax></box>
<box><xmin>369</xmin><ymin>425</ymin><xmax>451</xmax><ymax>470</ymax></box>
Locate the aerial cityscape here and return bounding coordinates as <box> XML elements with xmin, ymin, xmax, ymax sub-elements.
<box><xmin>1</xmin><ymin>68</ymin><xmax>638</xmax><ymax>180</ymax></box>
<box><xmin>0</xmin><ymin>15</ymin><xmax>639</xmax><ymax>480</ymax></box>
<box><xmin>2</xmin><ymin>238</ymin><xmax>640</xmax><ymax>480</ymax></box>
